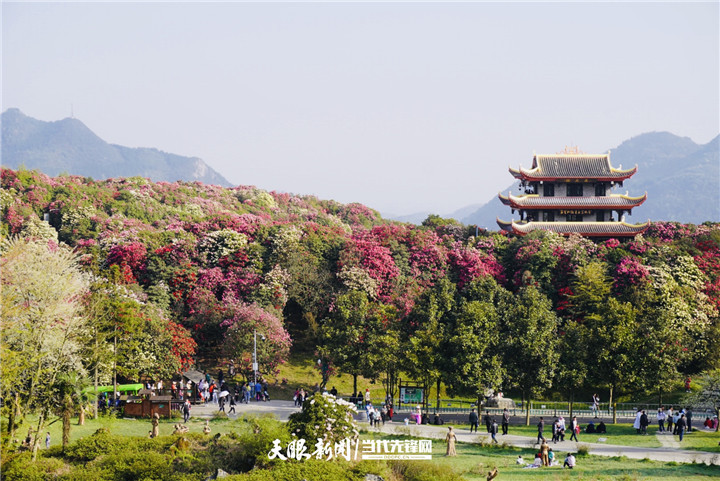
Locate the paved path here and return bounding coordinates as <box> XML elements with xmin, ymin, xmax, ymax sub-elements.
<box><xmin>187</xmin><ymin>400</ymin><xmax>720</xmax><ymax>466</ymax></box>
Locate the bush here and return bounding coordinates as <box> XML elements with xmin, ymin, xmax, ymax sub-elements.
<box><xmin>287</xmin><ymin>393</ymin><xmax>358</xmax><ymax>447</ymax></box>
<box><xmin>576</xmin><ymin>444</ymin><xmax>590</xmax><ymax>456</ymax></box>
<box><xmin>1</xmin><ymin>451</ymin><xmax>69</xmax><ymax>481</ymax></box>
<box><xmin>388</xmin><ymin>459</ymin><xmax>465</xmax><ymax>481</ymax></box>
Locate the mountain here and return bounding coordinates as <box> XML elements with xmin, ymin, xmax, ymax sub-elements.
<box><xmin>1</xmin><ymin>109</ymin><xmax>232</xmax><ymax>186</ymax></box>
<box><xmin>461</xmin><ymin>132</ymin><xmax>719</xmax><ymax>227</ymax></box>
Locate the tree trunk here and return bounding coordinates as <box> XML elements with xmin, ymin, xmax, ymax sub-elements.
<box><xmin>569</xmin><ymin>391</ymin><xmax>575</xmax><ymax>418</ymax></box>
<box><xmin>113</xmin><ymin>331</ymin><xmax>118</xmax><ymax>409</ymax></box>
<box><xmin>62</xmin><ymin>395</ymin><xmax>72</xmax><ymax>448</ymax></box>
<box><xmin>353</xmin><ymin>374</ymin><xmax>357</xmax><ymax>398</ymax></box>
<box><xmin>8</xmin><ymin>392</ymin><xmax>20</xmax><ymax>438</ymax></box>
<box><xmin>525</xmin><ymin>390</ymin><xmax>531</xmax><ymax>426</ymax></box>
<box><xmin>609</xmin><ymin>385</ymin><xmax>616</xmax><ymax>424</ymax></box>
<box><xmin>436</xmin><ymin>378</ymin><xmax>441</xmax><ymax>411</ymax></box>
<box><xmin>31</xmin><ymin>411</ymin><xmax>46</xmax><ymax>461</ymax></box>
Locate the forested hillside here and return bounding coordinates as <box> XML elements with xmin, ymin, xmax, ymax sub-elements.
<box><xmin>2</xmin><ymin>168</ymin><xmax>719</xmax><ymax>409</ymax></box>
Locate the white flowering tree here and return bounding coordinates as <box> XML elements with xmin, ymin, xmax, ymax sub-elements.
<box><xmin>1</xmin><ymin>238</ymin><xmax>89</xmax><ymax>459</ymax></box>
<box><xmin>287</xmin><ymin>392</ymin><xmax>359</xmax><ymax>447</ymax></box>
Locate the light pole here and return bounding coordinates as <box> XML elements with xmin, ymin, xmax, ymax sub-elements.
<box><xmin>253</xmin><ymin>330</ymin><xmax>258</xmax><ymax>386</ymax></box>
<box><xmin>253</xmin><ymin>330</ymin><xmax>265</xmax><ymax>386</ymax></box>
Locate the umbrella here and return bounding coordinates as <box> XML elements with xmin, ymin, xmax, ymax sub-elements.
<box><xmin>219</xmin><ymin>390</ymin><xmax>230</xmax><ymax>398</ymax></box>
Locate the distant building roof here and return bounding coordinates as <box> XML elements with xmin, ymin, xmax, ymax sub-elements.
<box><xmin>509</xmin><ymin>154</ymin><xmax>637</xmax><ymax>181</ymax></box>
<box><xmin>498</xmin><ymin>192</ymin><xmax>647</xmax><ymax>210</ymax></box>
<box><xmin>496</xmin><ymin>219</ymin><xmax>650</xmax><ymax>237</ymax></box>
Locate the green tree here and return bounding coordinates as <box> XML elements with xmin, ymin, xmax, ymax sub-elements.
<box><xmin>401</xmin><ymin>278</ymin><xmax>456</xmax><ymax>411</ymax></box>
<box><xmin>0</xmin><ymin>238</ymin><xmax>89</xmax><ymax>459</ymax></box>
<box><xmin>500</xmin><ymin>285</ymin><xmax>559</xmax><ymax>425</ymax></box>
<box><xmin>443</xmin><ymin>277</ymin><xmax>507</xmax><ymax>407</ymax></box>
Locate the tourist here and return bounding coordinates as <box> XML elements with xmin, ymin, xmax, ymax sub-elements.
<box><xmin>591</xmin><ymin>393</ymin><xmax>600</xmax><ymax>418</ymax></box>
<box><xmin>228</xmin><ymin>394</ymin><xmax>236</xmax><ymax>414</ymax></box>
<box><xmin>484</xmin><ymin>411</ymin><xmax>492</xmax><ymax>433</ymax></box>
<box><xmin>445</xmin><ymin>427</ymin><xmax>457</xmax><ymax>456</ymax></box>
<box><xmin>364</xmin><ymin>388</ymin><xmax>371</xmax><ymax>406</ymax></box>
<box><xmin>666</xmin><ymin>407</ymin><xmax>674</xmax><ymax>433</ymax></box>
<box><xmin>633</xmin><ymin>409</ymin><xmax>643</xmax><ymax>434</ymax></box>
<box><xmin>585</xmin><ymin>422</ymin><xmax>596</xmax><ymax>433</ymax></box>
<box><xmin>685</xmin><ymin>376</ymin><xmax>692</xmax><ymax>392</ymax></box>
<box><xmin>563</xmin><ymin>453</ymin><xmax>576</xmax><ymax>469</ymax></box>
<box><xmin>686</xmin><ymin>408</ymin><xmax>693</xmax><ymax>431</ymax></box>
<box><xmin>502</xmin><ymin>408</ymin><xmax>510</xmax><ymax>435</ymax></box>
<box><xmin>469</xmin><ymin>408</ymin><xmax>479</xmax><ymax>433</ymax></box>
<box><xmin>570</xmin><ymin>416</ymin><xmax>580</xmax><ymax>442</ymax></box>
<box><xmin>676</xmin><ymin>413</ymin><xmax>687</xmax><ymax>441</ymax></box>
<box><xmin>548</xmin><ymin>448</ymin><xmax>555</xmax><ymax>465</ymax></box>
<box><xmin>516</xmin><ymin>455</ymin><xmax>524</xmax><ymax>465</ymax></box>
<box><xmin>640</xmin><ymin>410</ymin><xmax>649</xmax><ymax>435</ymax></box>
<box><xmin>182</xmin><ymin>399</ymin><xmax>191</xmax><ymax>423</ymax></box>
<box><xmin>537</xmin><ymin>417</ymin><xmax>546</xmax><ymax>443</ymax></box>
<box><xmin>657</xmin><ymin>407</ymin><xmax>666</xmax><ymax>432</ymax></box>
<box><xmin>45</xmin><ymin>432</ymin><xmax>50</xmax><ymax>449</ymax></box>
<box><xmin>490</xmin><ymin>420</ymin><xmax>499</xmax><ymax>444</ymax></box>
<box><xmin>597</xmin><ymin>421</ymin><xmax>607</xmax><ymax>434</ymax></box>
<box><xmin>672</xmin><ymin>409</ymin><xmax>681</xmax><ymax>434</ymax></box>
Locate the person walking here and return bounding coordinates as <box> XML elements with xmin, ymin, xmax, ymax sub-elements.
<box><xmin>570</xmin><ymin>416</ymin><xmax>580</xmax><ymax>442</ymax></box>
<box><xmin>45</xmin><ymin>432</ymin><xmax>51</xmax><ymax>449</ymax></box>
<box><xmin>484</xmin><ymin>411</ymin><xmax>492</xmax><ymax>433</ymax></box>
<box><xmin>676</xmin><ymin>413</ymin><xmax>687</xmax><ymax>441</ymax></box>
<box><xmin>490</xmin><ymin>420</ymin><xmax>499</xmax><ymax>444</ymax></box>
<box><xmin>228</xmin><ymin>394</ymin><xmax>236</xmax><ymax>414</ymax></box>
<box><xmin>501</xmin><ymin>408</ymin><xmax>510</xmax><ymax>435</ymax></box>
<box><xmin>666</xmin><ymin>407</ymin><xmax>674</xmax><ymax>433</ymax></box>
<box><xmin>182</xmin><ymin>399</ymin><xmax>191</xmax><ymax>423</ymax></box>
<box><xmin>469</xmin><ymin>409</ymin><xmax>479</xmax><ymax>433</ymax></box>
<box><xmin>537</xmin><ymin>417</ymin><xmax>546</xmax><ymax>444</ymax></box>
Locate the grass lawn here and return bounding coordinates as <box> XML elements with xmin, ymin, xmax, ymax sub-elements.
<box><xmin>505</xmin><ymin>423</ymin><xmax>720</xmax><ymax>453</ymax></box>
<box><xmin>7</xmin><ymin>415</ymin><xmax>720</xmax><ymax>480</ymax></box>
<box><xmin>7</xmin><ymin>412</ymin><xmax>257</xmax><ymax>447</ymax></box>
<box><xmin>364</xmin><ymin>432</ymin><xmax>720</xmax><ymax>480</ymax></box>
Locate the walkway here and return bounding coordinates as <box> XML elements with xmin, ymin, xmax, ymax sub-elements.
<box><xmin>186</xmin><ymin>400</ymin><xmax>720</xmax><ymax>465</ymax></box>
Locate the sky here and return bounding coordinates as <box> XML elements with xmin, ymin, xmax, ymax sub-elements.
<box><xmin>2</xmin><ymin>2</ymin><xmax>719</xmax><ymax>217</ymax></box>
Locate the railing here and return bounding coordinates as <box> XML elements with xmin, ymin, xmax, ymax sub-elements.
<box><xmin>353</xmin><ymin>399</ymin><xmax>710</xmax><ymax>418</ymax></box>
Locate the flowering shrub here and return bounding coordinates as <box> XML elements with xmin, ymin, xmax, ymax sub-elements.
<box><xmin>220</xmin><ymin>295</ymin><xmax>292</xmax><ymax>374</ymax></box>
<box><xmin>614</xmin><ymin>256</ymin><xmax>650</xmax><ymax>292</ymax></box>
<box><xmin>287</xmin><ymin>392</ymin><xmax>359</xmax><ymax>446</ymax></box>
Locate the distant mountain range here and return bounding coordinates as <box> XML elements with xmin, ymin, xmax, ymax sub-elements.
<box><xmin>2</xmin><ymin>109</ymin><xmax>717</xmax><ymax>226</ymax></box>
<box><xmin>1</xmin><ymin>109</ymin><xmax>232</xmax><ymax>186</ymax></box>
<box><xmin>393</xmin><ymin>132</ymin><xmax>719</xmax><ymax>226</ymax></box>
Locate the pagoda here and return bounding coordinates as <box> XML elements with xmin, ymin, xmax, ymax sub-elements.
<box><xmin>497</xmin><ymin>147</ymin><xmax>649</xmax><ymax>237</ymax></box>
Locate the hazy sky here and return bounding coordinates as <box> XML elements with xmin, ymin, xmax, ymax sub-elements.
<box><xmin>3</xmin><ymin>2</ymin><xmax>718</xmax><ymax>217</ymax></box>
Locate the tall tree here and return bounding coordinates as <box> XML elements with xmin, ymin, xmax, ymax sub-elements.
<box><xmin>0</xmin><ymin>238</ymin><xmax>89</xmax><ymax>459</ymax></box>
<box><xmin>500</xmin><ymin>285</ymin><xmax>559</xmax><ymax>425</ymax></box>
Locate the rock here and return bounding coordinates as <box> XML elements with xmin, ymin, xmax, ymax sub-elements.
<box><xmin>485</xmin><ymin>397</ymin><xmax>515</xmax><ymax>410</ymax></box>
<box><xmin>364</xmin><ymin>475</ymin><xmax>385</xmax><ymax>481</ymax></box>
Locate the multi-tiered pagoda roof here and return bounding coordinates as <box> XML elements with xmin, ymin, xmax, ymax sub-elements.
<box><xmin>497</xmin><ymin>149</ymin><xmax>649</xmax><ymax>237</ymax></box>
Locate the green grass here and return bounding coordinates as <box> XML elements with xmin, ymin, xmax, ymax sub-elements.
<box><xmin>6</xmin><ymin>415</ymin><xmax>720</xmax><ymax>480</ymax></box>
<box><xmin>5</xmin><ymin>412</ymin><xmax>259</xmax><ymax>447</ymax></box>
<box><xmin>362</xmin><ymin>432</ymin><xmax>720</xmax><ymax>480</ymax></box>
<box><xmin>496</xmin><ymin>423</ymin><xmax>720</xmax><ymax>453</ymax></box>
